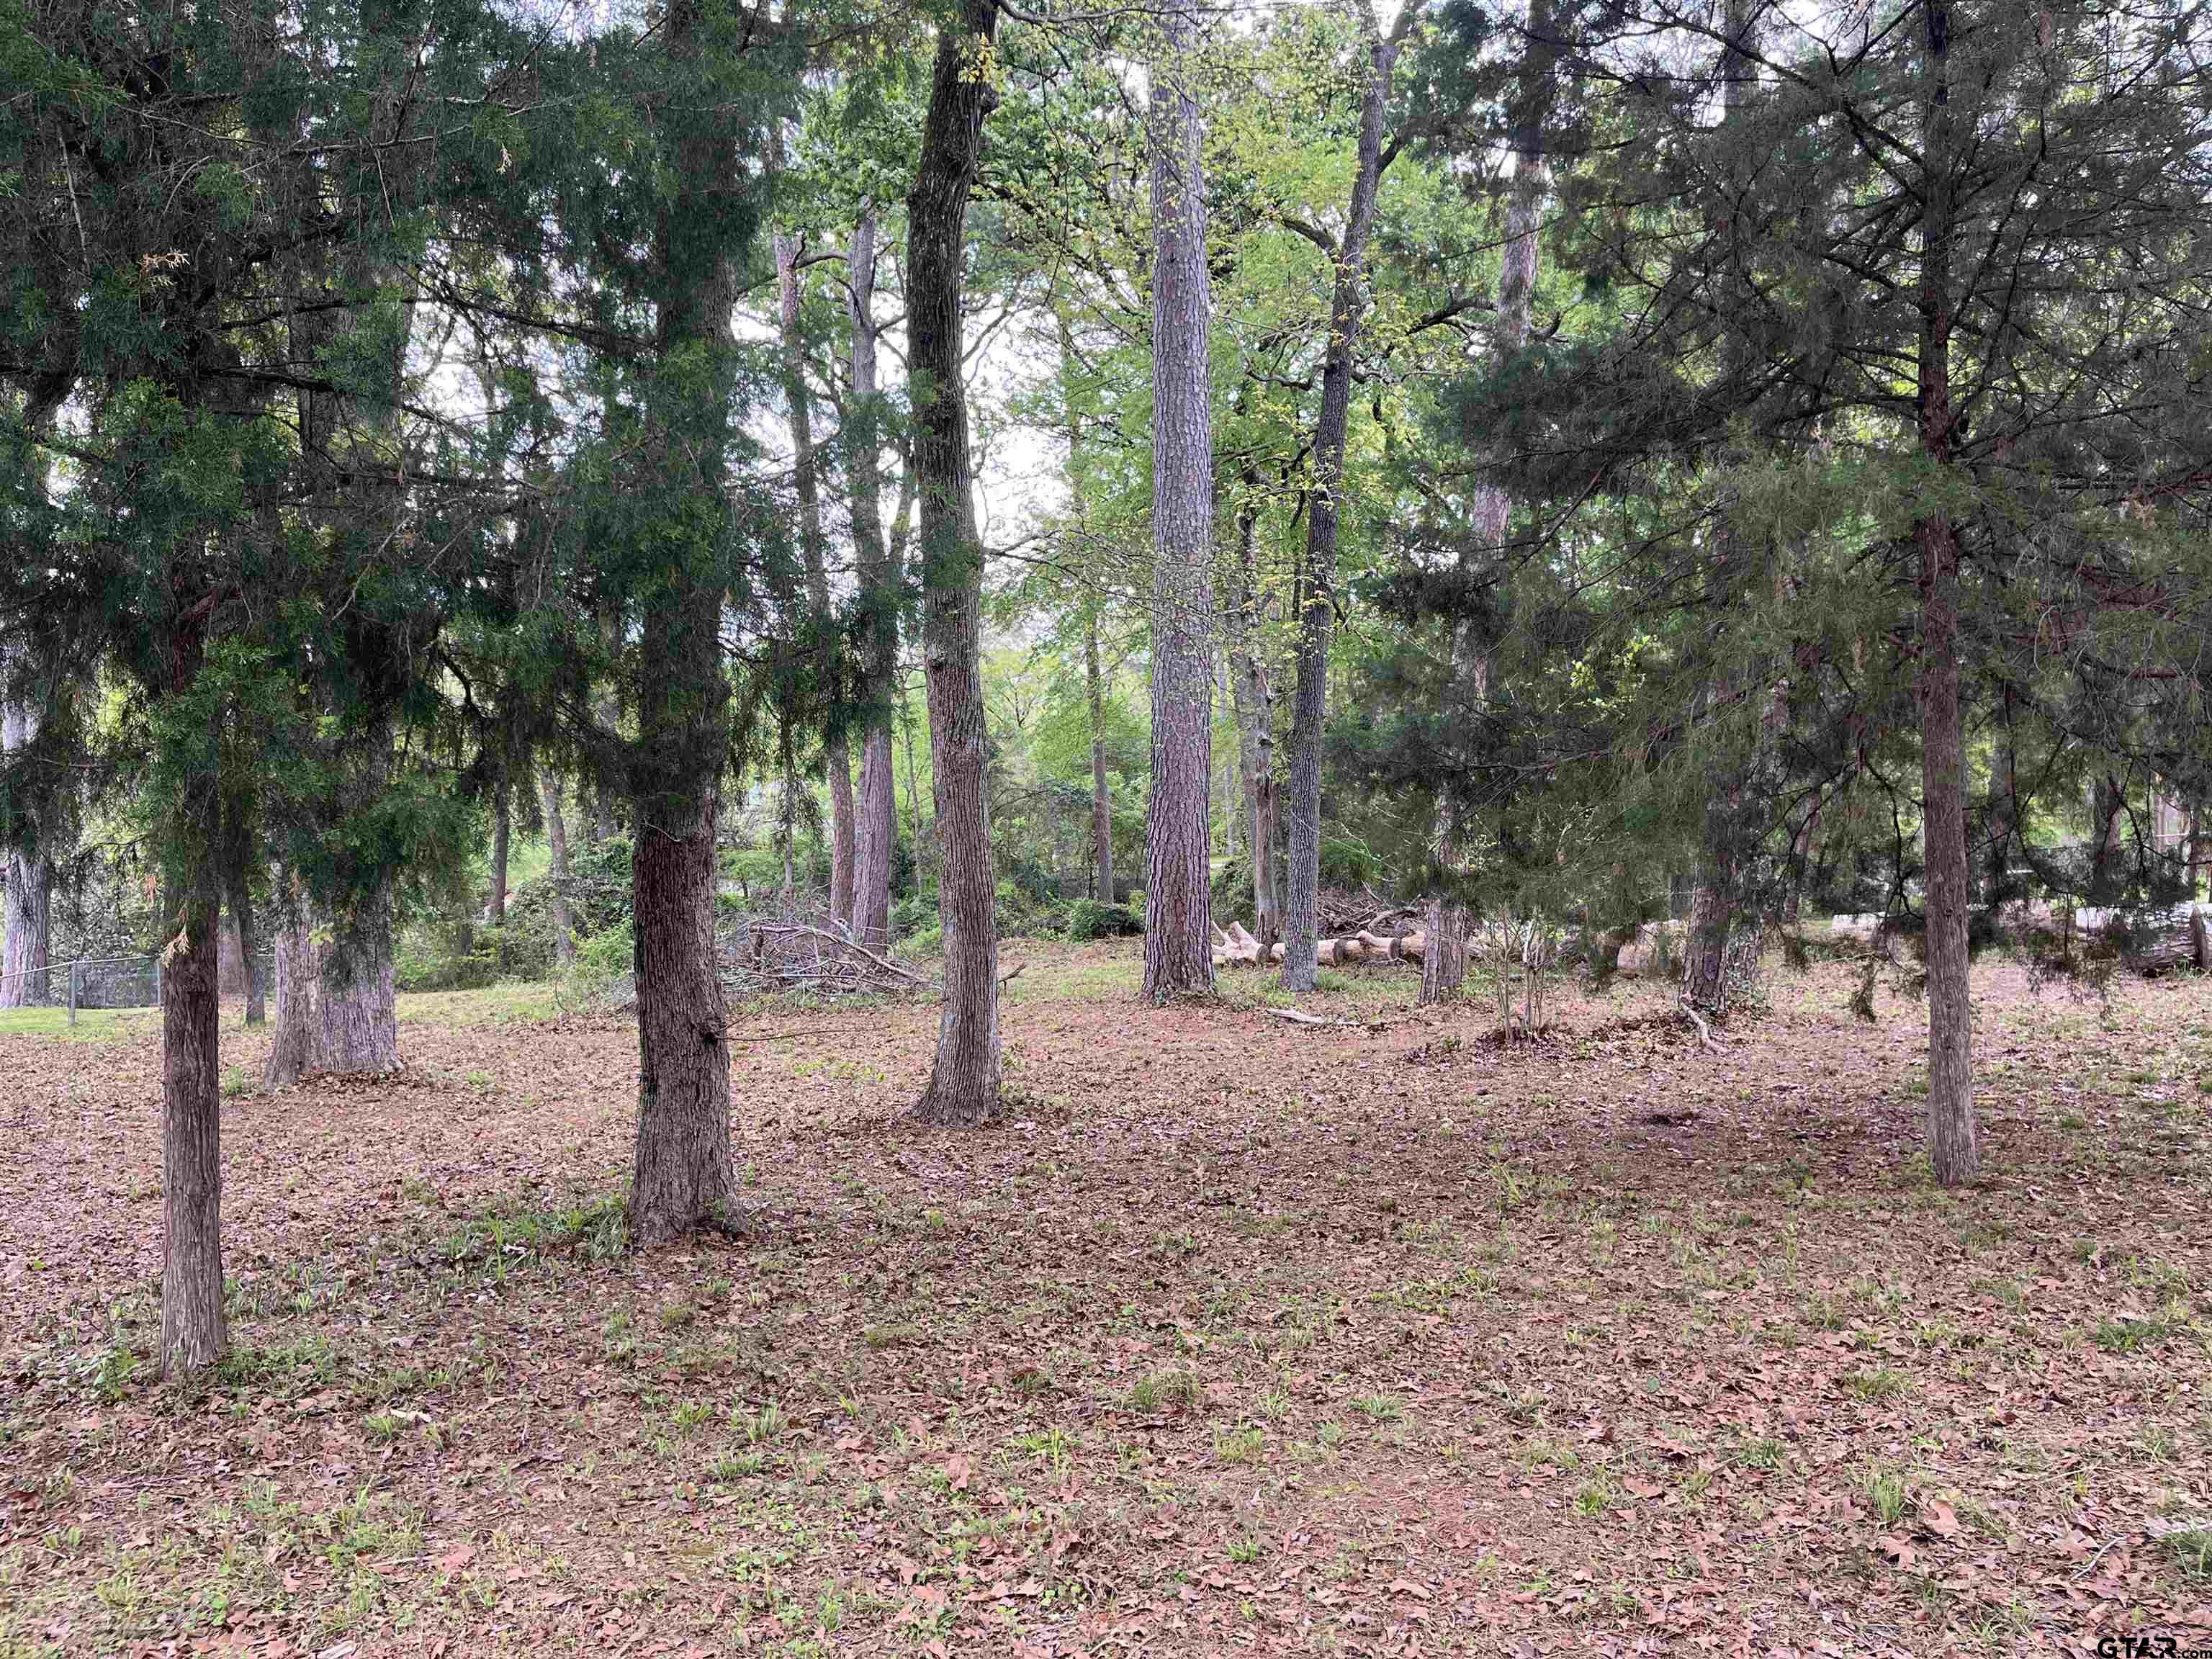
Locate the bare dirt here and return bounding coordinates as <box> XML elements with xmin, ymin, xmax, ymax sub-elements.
<box><xmin>3</xmin><ymin>947</ymin><xmax>2208</xmax><ymax>1657</ymax></box>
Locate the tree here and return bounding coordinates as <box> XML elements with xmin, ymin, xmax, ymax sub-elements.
<box><xmin>909</xmin><ymin>0</ymin><xmax>1005</xmax><ymax>1123</ymax></box>
<box><xmin>1280</xmin><ymin>0</ymin><xmax>1425</xmax><ymax>992</ymax></box>
<box><xmin>770</xmin><ymin>166</ymin><xmax>858</xmax><ymax>930</ymax></box>
<box><xmin>1141</xmin><ymin>0</ymin><xmax>1218</xmax><ymax>1000</ymax></box>
<box><xmin>1421</xmin><ymin>0</ymin><xmax>1561</xmax><ymax>1005</ymax></box>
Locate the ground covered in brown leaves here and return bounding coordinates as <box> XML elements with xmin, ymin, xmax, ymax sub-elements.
<box><xmin>3</xmin><ymin>948</ymin><xmax>2209</xmax><ymax>1658</ymax></box>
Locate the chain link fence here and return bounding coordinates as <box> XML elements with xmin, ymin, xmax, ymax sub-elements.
<box><xmin>0</xmin><ymin>953</ymin><xmax>271</xmax><ymax>1021</ymax></box>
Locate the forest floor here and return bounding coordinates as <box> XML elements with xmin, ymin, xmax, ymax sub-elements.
<box><xmin>3</xmin><ymin>947</ymin><xmax>2209</xmax><ymax>1658</ymax></box>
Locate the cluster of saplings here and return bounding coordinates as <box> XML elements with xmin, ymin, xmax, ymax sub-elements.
<box><xmin>5</xmin><ymin>0</ymin><xmax>2210</xmax><ymax>1383</ymax></box>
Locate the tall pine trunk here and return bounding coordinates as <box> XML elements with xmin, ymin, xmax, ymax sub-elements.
<box><xmin>1915</xmin><ymin>0</ymin><xmax>1977</xmax><ymax>1186</ymax></box>
<box><xmin>847</xmin><ymin>208</ymin><xmax>899</xmax><ymax>950</ymax></box>
<box><xmin>1423</xmin><ymin>0</ymin><xmax>1553</xmax><ymax>1005</ymax></box>
<box><xmin>264</xmin><ymin>880</ymin><xmax>319</xmax><ymax>1089</ymax></box>
<box><xmin>314</xmin><ymin>727</ymin><xmax>401</xmax><ymax>1076</ymax></box>
<box><xmin>627</xmin><ymin>0</ymin><xmax>739</xmax><ymax>1243</ymax></box>
<box><xmin>1141</xmin><ymin>0</ymin><xmax>1217</xmax><ymax>999</ymax></box>
<box><xmin>160</xmin><ymin>624</ymin><xmax>224</xmax><ymax>1375</ymax></box>
<box><xmin>541</xmin><ymin>770</ymin><xmax>576</xmax><ymax>966</ymax></box>
<box><xmin>909</xmin><ymin>0</ymin><xmax>1003</xmax><ymax>1123</ymax></box>
<box><xmin>1086</xmin><ymin>613</ymin><xmax>1115</xmax><ymax>901</ymax></box>
<box><xmin>775</xmin><ymin>215</ymin><xmax>856</xmax><ymax>930</ymax></box>
<box><xmin>1223</xmin><ymin>477</ymin><xmax>1280</xmax><ymax>948</ymax></box>
<box><xmin>1</xmin><ymin>690</ymin><xmax>53</xmax><ymax>1007</ymax></box>
<box><xmin>1281</xmin><ymin>3</ymin><xmax>1411</xmax><ymax>991</ymax></box>
<box><xmin>489</xmin><ymin>772</ymin><xmax>511</xmax><ymax>922</ymax></box>
<box><xmin>1680</xmin><ymin>0</ymin><xmax>1768</xmax><ymax>1017</ymax></box>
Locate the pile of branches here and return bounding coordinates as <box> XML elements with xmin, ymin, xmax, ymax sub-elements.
<box><xmin>716</xmin><ymin>890</ymin><xmax>930</xmax><ymax>999</ymax></box>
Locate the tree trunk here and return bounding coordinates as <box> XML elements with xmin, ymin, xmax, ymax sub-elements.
<box><xmin>847</xmin><ymin>207</ymin><xmax>899</xmax><ymax>950</ymax></box>
<box><xmin>1280</xmin><ymin>6</ymin><xmax>1411</xmax><ymax>992</ymax></box>
<box><xmin>909</xmin><ymin>0</ymin><xmax>1003</xmax><ymax>1123</ymax></box>
<box><xmin>775</xmin><ymin>213</ymin><xmax>857</xmax><ymax>930</ymax></box>
<box><xmin>161</xmin><ymin>874</ymin><xmax>225</xmax><ymax>1375</ymax></box>
<box><xmin>1223</xmin><ymin>476</ymin><xmax>1280</xmax><ymax>949</ymax></box>
<box><xmin>1915</xmin><ymin>0</ymin><xmax>1977</xmax><ymax>1187</ymax></box>
<box><xmin>1678</xmin><ymin>0</ymin><xmax>1767</xmax><ymax>1017</ymax></box>
<box><xmin>629</xmin><ymin>775</ymin><xmax>735</xmax><ymax>1246</ymax></box>
<box><xmin>541</xmin><ymin>770</ymin><xmax>576</xmax><ymax>965</ymax></box>
<box><xmin>315</xmin><ymin>886</ymin><xmax>399</xmax><ymax>1072</ymax></box>
<box><xmin>1141</xmin><ymin>0</ymin><xmax>1217</xmax><ymax>1000</ymax></box>
<box><xmin>1</xmin><ymin>692</ymin><xmax>53</xmax><ymax>1008</ymax></box>
<box><xmin>489</xmin><ymin>771</ymin><xmax>511</xmax><ymax>922</ymax></box>
<box><xmin>161</xmin><ymin>617</ymin><xmax>225</xmax><ymax>1376</ymax></box>
<box><xmin>1422</xmin><ymin>0</ymin><xmax>1555</xmax><ymax>1006</ymax></box>
<box><xmin>1086</xmin><ymin>612</ymin><xmax>1115</xmax><ymax>902</ymax></box>
<box><xmin>264</xmin><ymin>881</ymin><xmax>319</xmax><ymax>1089</ymax></box>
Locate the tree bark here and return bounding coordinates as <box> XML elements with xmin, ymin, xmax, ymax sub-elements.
<box><xmin>1280</xmin><ymin>1</ymin><xmax>1415</xmax><ymax>992</ymax></box>
<box><xmin>489</xmin><ymin>770</ymin><xmax>511</xmax><ymax>922</ymax></box>
<box><xmin>1141</xmin><ymin>0</ymin><xmax>1218</xmax><ymax>1000</ymax></box>
<box><xmin>1223</xmin><ymin>475</ymin><xmax>1280</xmax><ymax>949</ymax></box>
<box><xmin>220</xmin><ymin>801</ymin><xmax>264</xmax><ymax>1025</ymax></box>
<box><xmin>1422</xmin><ymin>0</ymin><xmax>1555</xmax><ymax>1006</ymax></box>
<box><xmin>1086</xmin><ymin>611</ymin><xmax>1115</xmax><ymax>901</ymax></box>
<box><xmin>161</xmin><ymin>875</ymin><xmax>225</xmax><ymax>1375</ymax></box>
<box><xmin>775</xmin><ymin>213</ymin><xmax>857</xmax><ymax>930</ymax></box>
<box><xmin>909</xmin><ymin>0</ymin><xmax>1003</xmax><ymax>1123</ymax></box>
<box><xmin>1</xmin><ymin>691</ymin><xmax>53</xmax><ymax>1007</ymax></box>
<box><xmin>847</xmin><ymin>208</ymin><xmax>900</xmax><ymax>950</ymax></box>
<box><xmin>540</xmin><ymin>769</ymin><xmax>576</xmax><ymax>965</ymax></box>
<box><xmin>161</xmin><ymin>618</ymin><xmax>225</xmax><ymax>1376</ymax></box>
<box><xmin>315</xmin><ymin>886</ymin><xmax>399</xmax><ymax>1072</ymax></box>
<box><xmin>264</xmin><ymin>879</ymin><xmax>319</xmax><ymax>1089</ymax></box>
<box><xmin>1678</xmin><ymin>0</ymin><xmax>1767</xmax><ymax>1018</ymax></box>
<box><xmin>629</xmin><ymin>775</ymin><xmax>735</xmax><ymax>1246</ymax></box>
<box><xmin>626</xmin><ymin>0</ymin><xmax>741</xmax><ymax>1243</ymax></box>
<box><xmin>1915</xmin><ymin>0</ymin><xmax>1978</xmax><ymax>1187</ymax></box>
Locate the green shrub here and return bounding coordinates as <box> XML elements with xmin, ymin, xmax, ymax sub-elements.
<box><xmin>1069</xmin><ymin>898</ymin><xmax>1142</xmax><ymax>940</ymax></box>
<box><xmin>891</xmin><ymin>892</ymin><xmax>936</xmax><ymax>942</ymax></box>
<box><xmin>556</xmin><ymin>919</ymin><xmax>634</xmax><ymax>1008</ymax></box>
<box><xmin>1319</xmin><ymin>835</ymin><xmax>1380</xmax><ymax>889</ymax></box>
<box><xmin>903</xmin><ymin>922</ymin><xmax>943</xmax><ymax>956</ymax></box>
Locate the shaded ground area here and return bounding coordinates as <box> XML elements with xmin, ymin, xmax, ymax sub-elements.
<box><xmin>2</xmin><ymin>947</ymin><xmax>2208</xmax><ymax>1658</ymax></box>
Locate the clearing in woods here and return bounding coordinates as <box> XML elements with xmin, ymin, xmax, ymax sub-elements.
<box><xmin>1</xmin><ymin>947</ymin><xmax>2208</xmax><ymax>1657</ymax></box>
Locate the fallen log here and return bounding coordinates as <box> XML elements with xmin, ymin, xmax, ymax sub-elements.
<box><xmin>1214</xmin><ymin>925</ymin><xmax>1423</xmax><ymax>968</ymax></box>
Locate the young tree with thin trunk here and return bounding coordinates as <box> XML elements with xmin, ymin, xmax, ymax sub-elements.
<box><xmin>1</xmin><ymin>694</ymin><xmax>53</xmax><ymax>1008</ymax></box>
<box><xmin>773</xmin><ymin>199</ymin><xmax>857</xmax><ymax>930</ymax></box>
<box><xmin>541</xmin><ymin>770</ymin><xmax>577</xmax><ymax>966</ymax></box>
<box><xmin>1085</xmin><ymin>611</ymin><xmax>1115</xmax><ymax>902</ymax></box>
<box><xmin>909</xmin><ymin>0</ymin><xmax>1004</xmax><ymax>1124</ymax></box>
<box><xmin>1141</xmin><ymin>0</ymin><xmax>1218</xmax><ymax>1000</ymax></box>
<box><xmin>1422</xmin><ymin>0</ymin><xmax>1557</xmax><ymax>1005</ymax></box>
<box><xmin>845</xmin><ymin>207</ymin><xmax>901</xmax><ymax>950</ymax></box>
<box><xmin>1222</xmin><ymin>468</ymin><xmax>1282</xmax><ymax>949</ymax></box>
<box><xmin>1280</xmin><ymin>0</ymin><xmax>1424</xmax><ymax>992</ymax></box>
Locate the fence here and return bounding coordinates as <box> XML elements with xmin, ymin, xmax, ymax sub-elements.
<box><xmin>0</xmin><ymin>953</ymin><xmax>271</xmax><ymax>1022</ymax></box>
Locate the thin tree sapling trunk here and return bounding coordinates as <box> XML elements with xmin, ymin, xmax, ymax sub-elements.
<box><xmin>541</xmin><ymin>770</ymin><xmax>576</xmax><ymax>965</ymax></box>
<box><xmin>1086</xmin><ymin>612</ymin><xmax>1115</xmax><ymax>902</ymax></box>
<box><xmin>1915</xmin><ymin>0</ymin><xmax>1977</xmax><ymax>1187</ymax></box>
<box><xmin>775</xmin><ymin>212</ymin><xmax>857</xmax><ymax>929</ymax></box>
<box><xmin>846</xmin><ymin>208</ymin><xmax>900</xmax><ymax>950</ymax></box>
<box><xmin>1280</xmin><ymin>0</ymin><xmax>1418</xmax><ymax>992</ymax></box>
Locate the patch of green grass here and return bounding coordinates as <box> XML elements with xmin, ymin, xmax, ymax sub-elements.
<box><xmin>0</xmin><ymin>1006</ymin><xmax>153</xmax><ymax>1042</ymax></box>
<box><xmin>1352</xmin><ymin>1393</ymin><xmax>1404</xmax><ymax>1424</ymax></box>
<box><xmin>1213</xmin><ymin>1424</ymin><xmax>1266</xmax><ymax>1465</ymax></box>
<box><xmin>2095</xmin><ymin>1316</ymin><xmax>2170</xmax><ymax>1354</ymax></box>
<box><xmin>732</xmin><ymin>1400</ymin><xmax>786</xmax><ymax>1444</ymax></box>
<box><xmin>1734</xmin><ymin>1436</ymin><xmax>1784</xmax><ymax>1471</ymax></box>
<box><xmin>1126</xmin><ymin>1369</ymin><xmax>1202</xmax><ymax>1416</ymax></box>
<box><xmin>1866</xmin><ymin>1466</ymin><xmax>1914</xmax><ymax>1527</ymax></box>
<box><xmin>1573</xmin><ymin>1475</ymin><xmax>1617</xmax><ymax>1516</ymax></box>
<box><xmin>2158</xmin><ymin>1525</ymin><xmax>2211</xmax><ymax>1581</ymax></box>
<box><xmin>397</xmin><ymin>982</ymin><xmax>559</xmax><ymax>1025</ymax></box>
<box><xmin>1848</xmin><ymin>1364</ymin><xmax>1909</xmax><ymax>1403</ymax></box>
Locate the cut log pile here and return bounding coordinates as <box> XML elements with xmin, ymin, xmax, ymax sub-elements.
<box><xmin>1211</xmin><ymin>920</ymin><xmax>1426</xmax><ymax>969</ymax></box>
